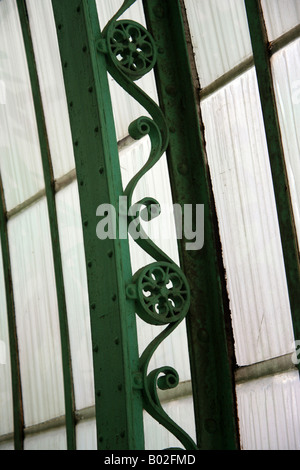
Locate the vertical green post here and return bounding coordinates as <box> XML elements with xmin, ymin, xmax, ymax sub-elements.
<box><xmin>52</xmin><ymin>0</ymin><xmax>144</xmax><ymax>450</ymax></box>
<box><xmin>245</xmin><ymin>0</ymin><xmax>300</xmax><ymax>358</ymax></box>
<box><xmin>142</xmin><ymin>0</ymin><xmax>239</xmax><ymax>449</ymax></box>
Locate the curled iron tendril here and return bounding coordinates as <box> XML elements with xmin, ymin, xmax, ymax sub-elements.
<box><xmin>100</xmin><ymin>0</ymin><xmax>197</xmax><ymax>450</ymax></box>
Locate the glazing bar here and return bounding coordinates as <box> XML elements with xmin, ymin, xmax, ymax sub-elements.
<box><xmin>17</xmin><ymin>0</ymin><xmax>76</xmax><ymax>449</ymax></box>
<box><xmin>245</xmin><ymin>0</ymin><xmax>300</xmax><ymax>361</ymax></box>
<box><xmin>142</xmin><ymin>0</ymin><xmax>239</xmax><ymax>449</ymax></box>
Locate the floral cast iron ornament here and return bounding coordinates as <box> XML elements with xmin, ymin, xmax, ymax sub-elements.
<box><xmin>98</xmin><ymin>0</ymin><xmax>197</xmax><ymax>450</ymax></box>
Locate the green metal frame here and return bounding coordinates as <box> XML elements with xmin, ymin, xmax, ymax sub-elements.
<box><xmin>142</xmin><ymin>0</ymin><xmax>239</xmax><ymax>449</ymax></box>
<box><xmin>0</xmin><ymin>0</ymin><xmax>240</xmax><ymax>451</ymax></box>
<box><xmin>245</xmin><ymin>0</ymin><xmax>300</xmax><ymax>367</ymax></box>
<box><xmin>51</xmin><ymin>0</ymin><xmax>144</xmax><ymax>450</ymax></box>
<box><xmin>32</xmin><ymin>0</ymin><xmax>239</xmax><ymax>450</ymax></box>
<box><xmin>5</xmin><ymin>0</ymin><xmax>298</xmax><ymax>452</ymax></box>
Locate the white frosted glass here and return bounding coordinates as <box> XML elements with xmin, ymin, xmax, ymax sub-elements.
<box><xmin>119</xmin><ymin>137</ymin><xmax>191</xmax><ymax>384</ymax></box>
<box><xmin>24</xmin><ymin>427</ymin><xmax>67</xmax><ymax>450</ymax></box>
<box><xmin>144</xmin><ymin>395</ymin><xmax>196</xmax><ymax>450</ymax></box>
<box><xmin>96</xmin><ymin>0</ymin><xmax>158</xmax><ymax>141</ymax></box>
<box><xmin>56</xmin><ymin>182</ymin><xmax>94</xmax><ymax>410</ymax></box>
<box><xmin>96</xmin><ymin>0</ymin><xmax>145</xmax><ymax>28</ymax></box>
<box><xmin>26</xmin><ymin>0</ymin><xmax>76</xmax><ymax>179</ymax></box>
<box><xmin>0</xmin><ymin>0</ymin><xmax>44</xmax><ymax>211</ymax></box>
<box><xmin>201</xmin><ymin>69</ymin><xmax>294</xmax><ymax>365</ymax></box>
<box><xmin>76</xmin><ymin>419</ymin><xmax>97</xmax><ymax>450</ymax></box>
<box><xmin>0</xmin><ymin>240</ymin><xmax>13</xmax><ymax>436</ymax></box>
<box><xmin>271</xmin><ymin>39</ymin><xmax>300</xmax><ymax>245</ymax></box>
<box><xmin>8</xmin><ymin>199</ymin><xmax>65</xmax><ymax>426</ymax></box>
<box><xmin>237</xmin><ymin>371</ymin><xmax>300</xmax><ymax>450</ymax></box>
<box><xmin>184</xmin><ymin>0</ymin><xmax>252</xmax><ymax>87</ymax></box>
<box><xmin>0</xmin><ymin>440</ymin><xmax>14</xmax><ymax>450</ymax></box>
<box><xmin>261</xmin><ymin>0</ymin><xmax>300</xmax><ymax>41</ymax></box>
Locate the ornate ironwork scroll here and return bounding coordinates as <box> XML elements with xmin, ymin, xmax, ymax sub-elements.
<box><xmin>98</xmin><ymin>0</ymin><xmax>197</xmax><ymax>450</ymax></box>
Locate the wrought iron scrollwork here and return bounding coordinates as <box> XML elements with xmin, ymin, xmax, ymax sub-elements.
<box><xmin>99</xmin><ymin>0</ymin><xmax>197</xmax><ymax>450</ymax></box>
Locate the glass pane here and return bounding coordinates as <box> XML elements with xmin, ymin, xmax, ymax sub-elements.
<box><xmin>76</xmin><ymin>419</ymin><xmax>97</xmax><ymax>450</ymax></box>
<box><xmin>0</xmin><ymin>0</ymin><xmax>44</xmax><ymax>211</ymax></box>
<box><xmin>0</xmin><ymin>238</ymin><xmax>13</xmax><ymax>437</ymax></box>
<box><xmin>24</xmin><ymin>426</ymin><xmax>67</xmax><ymax>450</ymax></box>
<box><xmin>184</xmin><ymin>0</ymin><xmax>252</xmax><ymax>87</ymax></box>
<box><xmin>0</xmin><ymin>440</ymin><xmax>14</xmax><ymax>450</ymax></box>
<box><xmin>201</xmin><ymin>69</ymin><xmax>294</xmax><ymax>365</ymax></box>
<box><xmin>271</xmin><ymin>39</ymin><xmax>300</xmax><ymax>245</ymax></box>
<box><xmin>261</xmin><ymin>0</ymin><xmax>300</xmax><ymax>41</ymax></box>
<box><xmin>237</xmin><ymin>370</ymin><xmax>300</xmax><ymax>449</ymax></box>
<box><xmin>56</xmin><ymin>181</ymin><xmax>94</xmax><ymax>410</ymax></box>
<box><xmin>96</xmin><ymin>0</ymin><xmax>146</xmax><ymax>28</ymax></box>
<box><xmin>8</xmin><ymin>199</ymin><xmax>65</xmax><ymax>426</ymax></box>
<box><xmin>26</xmin><ymin>0</ymin><xmax>76</xmax><ymax>179</ymax></box>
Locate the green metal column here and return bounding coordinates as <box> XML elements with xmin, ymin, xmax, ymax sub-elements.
<box><xmin>142</xmin><ymin>0</ymin><xmax>239</xmax><ymax>449</ymax></box>
<box><xmin>245</xmin><ymin>0</ymin><xmax>300</xmax><ymax>363</ymax></box>
<box><xmin>51</xmin><ymin>0</ymin><xmax>144</xmax><ymax>450</ymax></box>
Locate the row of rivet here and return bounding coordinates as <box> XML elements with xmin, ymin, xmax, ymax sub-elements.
<box><xmin>57</xmin><ymin>3</ymin><xmax>127</xmax><ymax>448</ymax></box>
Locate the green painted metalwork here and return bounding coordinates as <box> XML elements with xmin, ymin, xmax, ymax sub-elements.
<box><xmin>52</xmin><ymin>0</ymin><xmax>144</xmax><ymax>450</ymax></box>
<box><xmin>142</xmin><ymin>0</ymin><xmax>239</xmax><ymax>449</ymax></box>
<box><xmin>245</xmin><ymin>0</ymin><xmax>300</xmax><ymax>366</ymax></box>
<box><xmin>106</xmin><ymin>19</ymin><xmax>157</xmax><ymax>80</ymax></box>
<box><xmin>100</xmin><ymin>0</ymin><xmax>197</xmax><ymax>450</ymax></box>
<box><xmin>0</xmin><ymin>174</ymin><xmax>23</xmax><ymax>450</ymax></box>
<box><xmin>127</xmin><ymin>262</ymin><xmax>190</xmax><ymax>326</ymax></box>
<box><xmin>17</xmin><ymin>0</ymin><xmax>76</xmax><ymax>449</ymax></box>
<box><xmin>127</xmin><ymin>261</ymin><xmax>195</xmax><ymax>449</ymax></box>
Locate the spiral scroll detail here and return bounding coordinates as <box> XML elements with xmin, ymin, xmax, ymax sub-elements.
<box><xmin>100</xmin><ymin>0</ymin><xmax>197</xmax><ymax>450</ymax></box>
